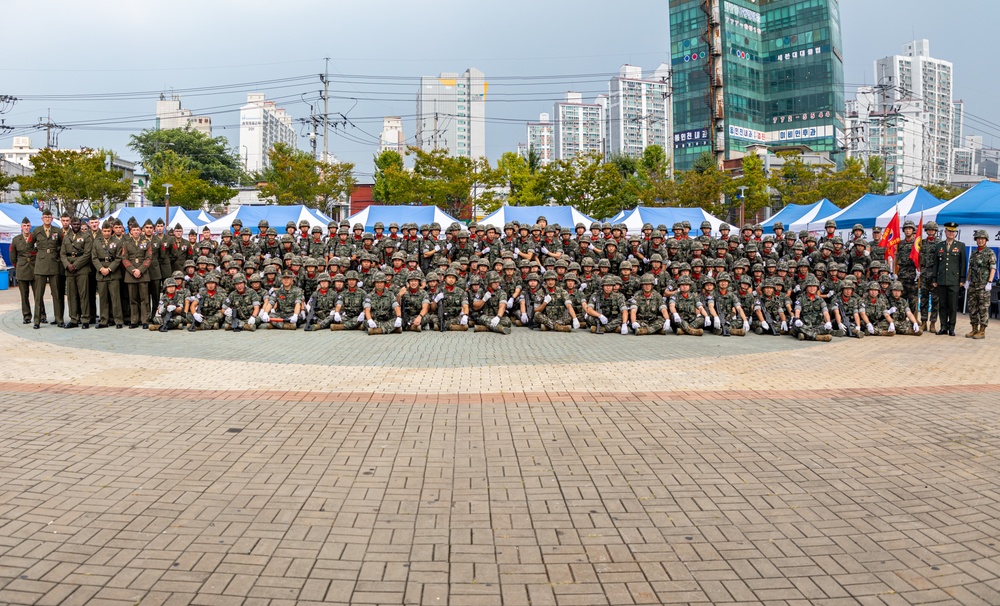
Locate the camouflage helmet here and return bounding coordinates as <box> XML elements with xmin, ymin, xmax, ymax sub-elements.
<box><xmin>678</xmin><ymin>262</ymin><xmax>692</xmax><ymax>272</ymax></box>
<box><xmin>762</xmin><ymin>278</ymin><xmax>776</xmax><ymax>289</ymax></box>
<box><xmin>597</xmin><ymin>259</ymin><xmax>611</xmax><ymax>268</ymax></box>
<box><xmin>263</xmin><ymin>265</ymin><xmax>278</xmax><ymax>275</ymax></box>
<box><xmin>852</xmin><ymin>223</ymin><xmax>864</xmax><ymax>232</ymax></box>
<box><xmin>851</xmin><ymin>263</ymin><xmax>865</xmax><ymax>273</ymax></box>
<box><xmin>840</xmin><ymin>278</ymin><xmax>855</xmax><ymax>290</ymax></box>
<box><xmin>902</xmin><ymin>220</ymin><xmax>916</xmax><ymax>230</ymax></box>
<box><xmin>678</xmin><ymin>276</ymin><xmax>694</xmax><ymax>286</ymax></box>
<box><xmin>890</xmin><ymin>280</ymin><xmax>903</xmax><ymax>291</ymax></box>
<box><xmin>701</xmin><ymin>275</ymin><xmax>716</xmax><ymax>285</ymax></box>
<box><xmin>345</xmin><ymin>270</ymin><xmax>360</xmax><ymax>280</ymax></box>
<box><xmin>485</xmin><ymin>270</ymin><xmax>501</xmax><ymax>283</ymax></box>
<box><xmin>373</xmin><ymin>221</ymin><xmax>384</xmax><ymax>230</ymax></box>
<box><xmin>526</xmin><ymin>272</ymin><xmax>540</xmax><ymax>282</ymax></box>
<box><xmin>824</xmin><ymin>219</ymin><xmax>837</xmax><ymax>229</ymax></box>
<box><xmin>467</xmin><ymin>274</ymin><xmax>481</xmax><ymax>285</ymax></box>
<box><xmin>407</xmin><ymin>270</ymin><xmax>423</xmax><ymax>281</ymax></box>
<box><xmin>879</xmin><ymin>274</ymin><xmax>892</xmax><ymax>284</ymax></box>
<box><xmin>502</xmin><ymin>259</ymin><xmax>516</xmax><ymax>270</ymax></box>
<box><xmin>204</xmin><ymin>272</ymin><xmax>220</xmax><ymax>284</ymax></box>
<box><xmin>162</xmin><ymin>278</ymin><xmax>176</xmax><ymax>289</ymax></box>
<box><xmin>332</xmin><ymin>273</ymin><xmax>346</xmax><ymax>282</ymax></box>
<box><xmin>232</xmin><ymin>274</ymin><xmax>247</xmax><ymax>284</ymax></box>
<box><xmin>639</xmin><ymin>273</ymin><xmax>655</xmax><ymax>285</ymax></box>
<box><xmin>602</xmin><ymin>276</ymin><xmax>617</xmax><ymax>287</ymax></box>
<box><xmin>925</xmin><ymin>221</ymin><xmax>939</xmax><ymax>231</ymax></box>
<box><xmin>974</xmin><ymin>229</ymin><xmax>989</xmax><ymax>239</ymax></box>
<box><xmin>249</xmin><ymin>273</ymin><xmax>263</xmax><ymax>283</ymax></box>
<box><xmin>867</xmin><ymin>280</ymin><xmax>881</xmax><ymax>291</ymax></box>
<box><xmin>813</xmin><ymin>262</ymin><xmax>827</xmax><ymax>272</ymax></box>
<box><xmin>739</xmin><ymin>275</ymin><xmax>753</xmax><ymax>285</ymax></box>
<box><xmin>171</xmin><ymin>270</ymin><xmax>184</xmax><ymax>279</ymax></box>
<box><xmin>266</xmin><ymin>227</ymin><xmax>277</xmax><ymax>236</ymax></box>
<box><xmin>620</xmin><ymin>260</ymin><xmax>632</xmax><ymax>271</ymax></box>
<box><xmin>197</xmin><ymin>255</ymin><xmax>210</xmax><ymax>265</ymax></box>
<box><xmin>311</xmin><ymin>225</ymin><xmax>322</xmax><ymax>234</ymax></box>
<box><xmin>372</xmin><ymin>271</ymin><xmax>387</xmax><ymax>282</ymax></box>
<box><xmin>853</xmin><ymin>238</ymin><xmax>867</xmax><ymax>247</ymax></box>
<box><xmin>717</xmin><ymin>272</ymin><xmax>732</xmax><ymax>282</ymax></box>
<box><xmin>803</xmin><ymin>275</ymin><xmax>820</xmax><ymax>287</ymax></box>
<box><xmin>649</xmin><ymin>253</ymin><xmax>663</xmax><ymax>263</ymax></box>
<box><xmin>362</xmin><ymin>231</ymin><xmax>374</xmax><ymax>240</ymax></box>
<box><xmin>563</xmin><ymin>272</ymin><xmax>579</xmax><ymax>283</ymax></box>
<box><xmin>542</xmin><ymin>270</ymin><xmax>557</xmax><ymax>281</ymax></box>
<box><xmin>221</xmin><ymin>229</ymin><xmax>232</xmax><ymax>238</ymax></box>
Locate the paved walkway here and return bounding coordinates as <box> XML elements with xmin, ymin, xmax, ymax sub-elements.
<box><xmin>0</xmin><ymin>289</ymin><xmax>998</xmax><ymax>605</ymax></box>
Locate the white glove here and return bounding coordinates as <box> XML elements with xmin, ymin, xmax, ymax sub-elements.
<box><xmin>305</xmin><ymin>303</ymin><xmax>312</xmax><ymax>312</ymax></box>
<box><xmin>264</xmin><ymin>253</ymin><xmax>271</xmax><ymax>259</ymax></box>
<box><xmin>887</xmin><ymin>306</ymin><xmax>896</xmax><ymax>315</ymax></box>
<box><xmin>839</xmin><ymin>322</ymin><xmax>846</xmax><ymax>331</ymax></box>
<box><xmin>988</xmin><ymin>283</ymin><xmax>994</xmax><ymax>292</ymax></box>
<box><xmin>506</xmin><ymin>297</ymin><xmax>514</xmax><ymax>308</ymax></box>
<box><xmin>459</xmin><ymin>315</ymin><xmax>468</xmax><ymax>326</ymax></box>
<box><xmin>394</xmin><ymin>317</ymin><xmax>402</xmax><ymax>328</ymax></box>
<box><xmin>446</xmin><ymin>243</ymin><xmax>452</xmax><ymax>250</ymax></box>
<box><xmin>572</xmin><ymin>318</ymin><xmax>580</xmax><ymax>329</ymax></box>
<box><xmin>333</xmin><ymin>311</ymin><xmax>342</xmax><ymax>322</ymax></box>
<box><xmin>964</xmin><ymin>280</ymin><xmax>970</xmax><ymax>289</ymax></box>
<box><xmin>864</xmin><ymin>250</ymin><xmax>870</xmax><ymax>257</ymax></box>
<box><xmin>620</xmin><ymin>324</ymin><xmax>629</xmax><ymax>335</ymax></box>
<box><xmin>643</xmin><ymin>257</ymin><xmax>650</xmax><ymax>264</ymax></box>
<box><xmin>794</xmin><ymin>319</ymin><xmax>803</xmax><ymax>328</ymax></box>
<box><xmin>166</xmin><ymin>304</ymin><xmax>177</xmax><ymax>312</ymax></box>
<box><xmin>490</xmin><ymin>316</ymin><xmax>500</xmax><ymax>329</ymax></box>
<box><xmin>631</xmin><ymin>321</ymin><xmax>640</xmax><ymax>330</ymax></box>
<box><xmin>514</xmin><ymin>247</ymin><xmax>521</xmax><ymax>255</ymax></box>
<box><xmin>357</xmin><ymin>281</ymin><xmax>364</xmax><ymax>288</ymax></box>
<box><xmin>183</xmin><ymin>275</ymin><xmax>191</xmax><ymax>281</ymax></box>
<box><xmin>260</xmin><ymin>311</ymin><xmax>270</xmax><ymax>322</ymax></box>
<box><xmin>434</xmin><ymin>245</ymin><xmax>441</xmax><ymax>252</ymax></box>
<box><xmin>672</xmin><ymin>313</ymin><xmax>681</xmax><ymax>324</ymax></box>
<box><xmin>248</xmin><ymin>316</ymin><xmax>256</xmax><ymax>326</ymax></box>
<box><xmin>289</xmin><ymin>313</ymin><xmax>298</xmax><ymax>323</ymax></box>
<box><xmin>712</xmin><ymin>317</ymin><xmax>720</xmax><ymax>329</ymax></box>
<box><xmin>599</xmin><ymin>314</ymin><xmax>608</xmax><ymax>325</ymax></box>
<box><xmin>224</xmin><ymin>308</ymin><xmax>232</xmax><ymax>317</ymax></box>
<box><xmin>913</xmin><ymin>322</ymin><xmax>920</xmax><ymax>332</ymax></box>
<box><xmin>481</xmin><ymin>247</ymin><xmax>490</xmax><ymax>254</ymax></box>
<box><xmin>193</xmin><ymin>312</ymin><xmax>204</xmax><ymax>323</ymax></box>
<box><xmin>581</xmin><ymin>283</ymin><xmax>588</xmax><ymax>291</ymax></box>
<box><xmin>541</xmin><ymin>247</ymin><xmax>549</xmax><ymax>255</ymax></box>
<box><xmin>434</xmin><ymin>292</ymin><xmax>445</xmax><ymax>303</ymax></box>
<box><xmin>915</xmin><ymin>270</ymin><xmax>921</xmax><ymax>278</ymax></box>
<box><xmin>520</xmin><ymin>313</ymin><xmax>529</xmax><ymax>324</ymax></box>
<box><xmin>761</xmin><ymin>321</ymin><xmax>769</xmax><ymax>331</ymax></box>
<box><xmin>823</xmin><ymin>321</ymin><xmax>832</xmax><ymax>330</ymax></box>
<box><xmin>793</xmin><ymin>285</ymin><xmax>801</xmax><ymax>292</ymax></box>
<box><xmin>628</xmin><ymin>254</ymin><xmax>635</xmax><ymax>261</ymax></box>
<box><xmin>664</xmin><ymin>319</ymin><xmax>671</xmax><ymax>330</ymax></box>
<box><xmin>743</xmin><ymin>320</ymin><xmax>750</xmax><ymax>331</ymax></box>
<box><xmin>888</xmin><ymin>322</ymin><xmax>895</xmax><ymax>333</ymax></box>
<box><xmin>867</xmin><ymin>323</ymin><xmax>875</xmax><ymax>334</ymax></box>
<box><xmin>704</xmin><ymin>316</ymin><xmax>712</xmax><ymax>328</ymax></box>
<box><xmin>543</xmin><ymin>295</ymin><xmax>552</xmax><ymax>304</ymax></box>
<box><xmin>482</xmin><ymin>291</ymin><xmax>491</xmax><ymax>302</ymax></box>
<box><xmin>357</xmin><ymin>312</ymin><xmax>365</xmax><ymax>322</ymax></box>
<box><xmin>367</xmin><ymin>319</ymin><xmax>377</xmax><ymax>328</ymax></box>
<box><xmin>780</xmin><ymin>321</ymin><xmax>788</xmax><ymax>332</ymax></box>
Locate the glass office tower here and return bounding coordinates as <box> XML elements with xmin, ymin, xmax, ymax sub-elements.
<box><xmin>669</xmin><ymin>0</ymin><xmax>844</xmax><ymax>171</ymax></box>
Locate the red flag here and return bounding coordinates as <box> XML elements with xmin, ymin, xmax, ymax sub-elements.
<box><xmin>909</xmin><ymin>216</ymin><xmax>923</xmax><ymax>266</ymax></box>
<box><xmin>879</xmin><ymin>211</ymin><xmax>901</xmax><ymax>270</ymax></box>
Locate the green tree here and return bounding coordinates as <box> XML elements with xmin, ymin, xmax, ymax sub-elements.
<box><xmin>628</xmin><ymin>145</ymin><xmax>677</xmax><ymax>207</ymax></box>
<box><xmin>675</xmin><ymin>153</ymin><xmax>728</xmax><ymax>215</ymax></box>
<box><xmin>0</xmin><ymin>168</ymin><xmax>15</xmax><ymax>196</ymax></box>
<box><xmin>865</xmin><ymin>156</ymin><xmax>889</xmax><ymax>195</ymax></box>
<box><xmin>480</xmin><ymin>152</ymin><xmax>543</xmax><ymax>211</ymax></box>
<box><xmin>145</xmin><ymin>150</ymin><xmax>235</xmax><ymax>211</ymax></box>
<box><xmin>258</xmin><ymin>143</ymin><xmax>355</xmax><ymax>208</ymax></box>
<box><xmin>924</xmin><ymin>183</ymin><xmax>965</xmax><ymax>200</ymax></box>
<box><xmin>372</xmin><ymin>149</ymin><xmax>406</xmax><ymax>203</ymax></box>
<box><xmin>526</xmin><ymin>146</ymin><xmax>542</xmax><ymax>175</ymax></box>
<box><xmin>769</xmin><ymin>151</ymin><xmax>822</xmax><ymax>206</ymax></box>
<box><xmin>818</xmin><ymin>156</ymin><xmax>871</xmax><ymax>208</ymax></box>
<box><xmin>129</xmin><ymin>128</ymin><xmax>244</xmax><ymax>186</ymax></box>
<box><xmin>725</xmin><ymin>153</ymin><xmax>770</xmax><ymax>219</ymax></box>
<box><xmin>17</xmin><ymin>148</ymin><xmax>131</xmax><ymax>217</ymax></box>
<box><xmin>405</xmin><ymin>146</ymin><xmax>476</xmax><ymax>218</ymax></box>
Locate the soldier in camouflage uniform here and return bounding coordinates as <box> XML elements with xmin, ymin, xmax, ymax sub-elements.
<box><xmin>752</xmin><ymin>279</ymin><xmax>787</xmax><ymax>335</ymax></box>
<box><xmin>189</xmin><ymin>273</ymin><xmax>228</xmax><ymax>331</ymax></box>
<box><xmin>434</xmin><ymin>268</ymin><xmax>470</xmax><ymax>331</ymax></box>
<box><xmin>261</xmin><ymin>270</ymin><xmax>305</xmax><ymax>330</ymax></box>
<box><xmin>471</xmin><ymin>271</ymin><xmax>512</xmax><ymax>334</ymax></box>
<box><xmin>223</xmin><ymin>274</ymin><xmax>261</xmax><ymax>332</ymax></box>
<box><xmin>628</xmin><ymin>273</ymin><xmax>669</xmax><ymax>335</ymax></box>
<box><xmin>533</xmin><ymin>270</ymin><xmax>573</xmax><ymax>332</ymax></box>
<box><xmin>301</xmin><ymin>273</ymin><xmax>338</xmax><ymax>331</ymax></box>
<box><xmin>517</xmin><ymin>272</ymin><xmax>543</xmax><ymax>328</ymax></box>
<box><xmin>398</xmin><ymin>271</ymin><xmax>431</xmax><ymax>331</ymax></box>
<box><xmin>862</xmin><ymin>281</ymin><xmax>893</xmax><ymax>336</ymax></box>
<box><xmin>331</xmin><ymin>270</ymin><xmax>367</xmax><ymax>331</ymax></box>
<box><xmin>966</xmin><ymin>229</ymin><xmax>997</xmax><ymax>339</ymax></box>
<box><xmin>585</xmin><ymin>276</ymin><xmax>629</xmax><ymax>334</ymax></box>
<box><xmin>668</xmin><ymin>276</ymin><xmax>705</xmax><ymax>336</ymax></box>
<box><xmin>896</xmin><ymin>220</ymin><xmax>920</xmax><ymax>313</ymax></box>
<box><xmin>364</xmin><ymin>272</ymin><xmax>402</xmax><ymax>335</ymax></box>
<box><xmin>791</xmin><ymin>275</ymin><xmax>832</xmax><ymax>341</ymax></box>
<box><xmin>829</xmin><ymin>279</ymin><xmax>864</xmax><ymax>338</ymax></box>
<box><xmin>917</xmin><ymin>221</ymin><xmax>939</xmax><ymax>331</ymax></box>
<box><xmin>886</xmin><ymin>280</ymin><xmax>923</xmax><ymax>336</ymax></box>
<box><xmin>713</xmin><ymin>273</ymin><xmax>750</xmax><ymax>336</ymax></box>
<box><xmin>152</xmin><ymin>279</ymin><xmax>186</xmax><ymax>331</ymax></box>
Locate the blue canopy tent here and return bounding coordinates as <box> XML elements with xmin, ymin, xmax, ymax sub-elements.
<box><xmin>479</xmin><ymin>205</ymin><xmax>597</xmax><ymax>230</ymax></box>
<box><xmin>348</xmin><ymin>205</ymin><xmax>462</xmax><ymax>233</ymax></box>
<box><xmin>812</xmin><ymin>188</ymin><xmax>941</xmax><ymax>239</ymax></box>
<box><xmin>204</xmin><ymin>205</ymin><xmax>331</xmax><ymax>235</ymax></box>
<box><xmin>933</xmin><ymin>181</ymin><xmax>1000</xmax><ymax>226</ymax></box>
<box><xmin>762</xmin><ymin>199</ymin><xmax>839</xmax><ymax>231</ymax></box>
<box><xmin>0</xmin><ymin>203</ymin><xmax>44</xmax><ymax>267</ymax></box>
<box><xmin>620</xmin><ymin>207</ymin><xmax>725</xmax><ymax>235</ymax></box>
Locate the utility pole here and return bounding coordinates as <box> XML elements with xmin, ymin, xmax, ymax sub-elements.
<box><xmin>38</xmin><ymin>109</ymin><xmax>66</xmax><ymax>149</ymax></box>
<box><xmin>322</xmin><ymin>57</ymin><xmax>330</xmax><ymax>164</ymax></box>
<box><xmin>163</xmin><ymin>183</ymin><xmax>172</xmax><ymax>228</ymax></box>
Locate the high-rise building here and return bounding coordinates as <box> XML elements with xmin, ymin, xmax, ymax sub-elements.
<box><xmin>416</xmin><ymin>68</ymin><xmax>487</xmax><ymax>159</ymax></box>
<box><xmin>669</xmin><ymin>0</ymin><xmax>845</xmax><ymax>171</ymax></box>
<box><xmin>606</xmin><ymin>65</ymin><xmax>672</xmax><ymax>160</ymax></box>
<box><xmin>525</xmin><ymin>113</ymin><xmax>554</xmax><ymax>166</ymax></box>
<box><xmin>875</xmin><ymin>40</ymin><xmax>954</xmax><ymax>184</ymax></box>
<box><xmin>155</xmin><ymin>95</ymin><xmax>212</xmax><ymax>136</ymax></box>
<box><xmin>239</xmin><ymin>93</ymin><xmax>297</xmax><ymax>173</ymax></box>
<box><xmin>846</xmin><ymin>86</ymin><xmax>926</xmax><ymax>193</ymax></box>
<box><xmin>379</xmin><ymin>117</ymin><xmax>405</xmax><ymax>154</ymax></box>
<box><xmin>553</xmin><ymin>92</ymin><xmax>604</xmax><ymax>161</ymax></box>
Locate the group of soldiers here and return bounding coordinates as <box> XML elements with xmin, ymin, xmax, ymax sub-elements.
<box><xmin>9</xmin><ymin>210</ymin><xmax>996</xmax><ymax>340</ymax></box>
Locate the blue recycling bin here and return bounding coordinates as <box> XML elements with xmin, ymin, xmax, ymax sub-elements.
<box><xmin>0</xmin><ymin>269</ymin><xmax>8</xmax><ymax>290</ymax></box>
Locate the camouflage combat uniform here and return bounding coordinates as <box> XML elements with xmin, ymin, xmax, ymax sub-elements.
<box><xmin>336</xmin><ymin>287</ymin><xmax>368</xmax><ymax>330</ymax></box>
<box><xmin>365</xmin><ymin>287</ymin><xmax>400</xmax><ymax>334</ymax></box>
<box><xmin>190</xmin><ymin>287</ymin><xmax>228</xmax><ymax>330</ymax></box>
<box><xmin>631</xmin><ymin>291</ymin><xmax>667</xmax><ymax>334</ymax></box>
<box><xmin>225</xmin><ymin>289</ymin><xmax>262</xmax><ymax>331</ymax></box>
<box><xmin>967</xmin><ymin>243</ymin><xmax>997</xmax><ymax>329</ymax></box>
<box><xmin>792</xmin><ymin>293</ymin><xmax>830</xmax><ymax>340</ymax></box>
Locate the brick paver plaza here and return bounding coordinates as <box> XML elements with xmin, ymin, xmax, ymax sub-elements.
<box><xmin>1</xmin><ymin>289</ymin><xmax>999</xmax><ymax>605</ymax></box>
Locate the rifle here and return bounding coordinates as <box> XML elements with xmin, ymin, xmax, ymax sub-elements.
<box><xmin>303</xmin><ymin>295</ymin><xmax>317</xmax><ymax>331</ymax></box>
<box><xmin>843</xmin><ymin>310</ymin><xmax>856</xmax><ymax>338</ymax></box>
<box><xmin>437</xmin><ymin>289</ymin><xmax>446</xmax><ymax>332</ymax></box>
<box><xmin>721</xmin><ymin>315</ymin><xmax>731</xmax><ymax>337</ymax></box>
<box><xmin>231</xmin><ymin>297</ymin><xmax>242</xmax><ymax>333</ymax></box>
<box><xmin>188</xmin><ymin>296</ymin><xmax>203</xmax><ymax>332</ymax></box>
<box><xmin>158</xmin><ymin>304</ymin><xmax>172</xmax><ymax>333</ymax></box>
<box><xmin>592</xmin><ymin>295</ymin><xmax>604</xmax><ymax>334</ymax></box>
<box><xmin>526</xmin><ymin>292</ymin><xmax>537</xmax><ymax>329</ymax></box>
<box><xmin>760</xmin><ymin>301</ymin><xmax>779</xmax><ymax>336</ymax></box>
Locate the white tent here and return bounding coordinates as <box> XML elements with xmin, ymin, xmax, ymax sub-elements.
<box><xmin>478</xmin><ymin>205</ymin><xmax>597</xmax><ymax>230</ymax></box>
<box><xmin>619</xmin><ymin>207</ymin><xmax>726</xmax><ymax>236</ymax></box>
<box><xmin>800</xmin><ymin>188</ymin><xmax>942</xmax><ymax>240</ymax></box>
<box><xmin>203</xmin><ymin>205</ymin><xmax>332</xmax><ymax>235</ymax></box>
<box><xmin>104</xmin><ymin>207</ymin><xmax>206</xmax><ymax>232</ymax></box>
<box><xmin>348</xmin><ymin>205</ymin><xmax>460</xmax><ymax>232</ymax></box>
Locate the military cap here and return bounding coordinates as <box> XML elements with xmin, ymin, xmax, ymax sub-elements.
<box><xmin>276</xmin><ymin>269</ymin><xmax>294</xmax><ymax>279</ymax></box>
<box><xmin>873</xmin><ymin>225</ymin><xmax>883</xmax><ymax>232</ymax></box>
<box><xmin>343</xmin><ymin>270</ymin><xmax>359</xmax><ymax>280</ymax></box>
<box><xmin>250</xmin><ymin>273</ymin><xmax>263</xmax><ymax>282</ymax></box>
<box><xmin>620</xmin><ymin>260</ymin><xmax>632</xmax><ymax>271</ymax></box>
<box><xmin>139</xmin><ymin>218</ymin><xmax>152</xmax><ymax>227</ymax></box>
<box><xmin>426</xmin><ymin>271</ymin><xmax>440</xmax><ymax>281</ymax></box>
<box><xmin>101</xmin><ymin>220</ymin><xmax>112</xmax><ymax>230</ymax></box>
<box><xmin>649</xmin><ymin>253</ymin><xmax>663</xmax><ymax>263</ymax></box>
<box><xmin>944</xmin><ymin>222</ymin><xmax>959</xmax><ymax>231</ymax></box>
<box><xmin>974</xmin><ymin>229</ymin><xmax>989</xmax><ymax>239</ymax></box>
<box><xmin>163</xmin><ymin>278</ymin><xmax>176</xmax><ymax>289</ymax></box>
<box><xmin>925</xmin><ymin>221</ymin><xmax>939</xmax><ymax>231</ymax></box>
<box><xmin>639</xmin><ymin>273</ymin><xmax>655</xmax><ymax>285</ymax></box>
<box><xmin>41</xmin><ymin>208</ymin><xmax>52</xmax><ymax>217</ymax></box>
<box><xmin>526</xmin><ymin>272</ymin><xmax>540</xmax><ymax>282</ymax></box>
<box><xmin>233</xmin><ymin>274</ymin><xmax>247</xmax><ymax>284</ymax></box>
<box><xmin>564</xmin><ymin>272</ymin><xmax>579</xmax><ymax>283</ymax></box>
<box><xmin>204</xmin><ymin>272</ymin><xmax>220</xmax><ymax>283</ymax></box>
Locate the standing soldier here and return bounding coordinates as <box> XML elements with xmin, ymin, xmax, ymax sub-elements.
<box><xmin>121</xmin><ymin>221</ymin><xmax>152</xmax><ymax>329</ymax></box>
<box><xmin>932</xmin><ymin>222</ymin><xmax>967</xmax><ymax>336</ymax></box>
<box><xmin>10</xmin><ymin>217</ymin><xmax>36</xmax><ymax>324</ymax></box>
<box><xmin>965</xmin><ymin>229</ymin><xmax>996</xmax><ymax>339</ymax></box>
<box><xmin>91</xmin><ymin>221</ymin><xmax>124</xmax><ymax>329</ymax></box>
<box><xmin>60</xmin><ymin>216</ymin><xmax>93</xmax><ymax>328</ymax></box>
<box><xmin>896</xmin><ymin>220</ymin><xmax>920</xmax><ymax>312</ymax></box>
<box><xmin>32</xmin><ymin>209</ymin><xmax>64</xmax><ymax>329</ymax></box>
<box><xmin>142</xmin><ymin>220</ymin><xmax>162</xmax><ymax>324</ymax></box>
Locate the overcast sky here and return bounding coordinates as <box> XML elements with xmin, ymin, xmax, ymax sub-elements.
<box><xmin>1</xmin><ymin>0</ymin><xmax>995</xmax><ymax>180</ymax></box>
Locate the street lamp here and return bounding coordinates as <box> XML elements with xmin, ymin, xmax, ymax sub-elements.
<box><xmin>163</xmin><ymin>183</ymin><xmax>172</xmax><ymax>227</ymax></box>
<box><xmin>738</xmin><ymin>185</ymin><xmax>748</xmax><ymax>228</ymax></box>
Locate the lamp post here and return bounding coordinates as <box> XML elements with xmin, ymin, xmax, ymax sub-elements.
<box><xmin>163</xmin><ymin>183</ymin><xmax>172</xmax><ymax>227</ymax></box>
<box><xmin>738</xmin><ymin>185</ymin><xmax>748</xmax><ymax>228</ymax></box>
